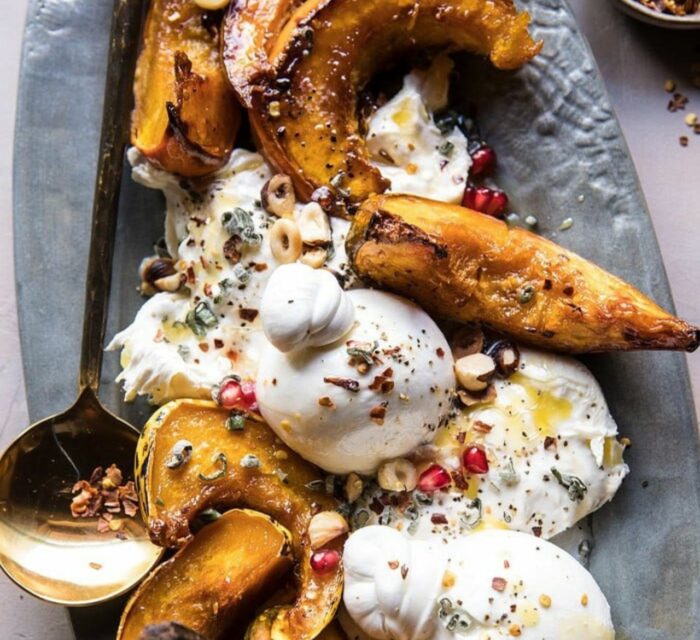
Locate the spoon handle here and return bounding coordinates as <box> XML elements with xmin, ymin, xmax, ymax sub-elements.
<box><xmin>79</xmin><ymin>0</ymin><xmax>144</xmax><ymax>392</ymax></box>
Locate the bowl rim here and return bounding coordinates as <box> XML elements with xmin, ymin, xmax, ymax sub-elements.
<box><xmin>613</xmin><ymin>0</ymin><xmax>700</xmax><ymax>27</ymax></box>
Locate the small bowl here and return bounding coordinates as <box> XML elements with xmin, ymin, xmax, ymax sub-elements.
<box><xmin>612</xmin><ymin>0</ymin><xmax>700</xmax><ymax>29</ymax></box>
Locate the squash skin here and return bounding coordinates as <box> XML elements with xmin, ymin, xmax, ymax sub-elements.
<box><xmin>346</xmin><ymin>194</ymin><xmax>700</xmax><ymax>353</ymax></box>
<box><xmin>249</xmin><ymin>0</ymin><xmax>542</xmax><ymax>210</ymax></box>
<box><xmin>117</xmin><ymin>509</ymin><xmax>294</xmax><ymax>640</ymax></box>
<box><xmin>132</xmin><ymin>0</ymin><xmax>240</xmax><ymax>177</ymax></box>
<box><xmin>136</xmin><ymin>400</ymin><xmax>344</xmax><ymax>640</ymax></box>
<box><xmin>222</xmin><ymin>0</ymin><xmax>305</xmax><ymax>108</ymax></box>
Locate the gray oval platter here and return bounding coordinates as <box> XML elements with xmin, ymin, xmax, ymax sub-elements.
<box><xmin>13</xmin><ymin>0</ymin><xmax>700</xmax><ymax>638</ymax></box>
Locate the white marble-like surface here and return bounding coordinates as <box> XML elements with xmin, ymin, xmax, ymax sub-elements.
<box><xmin>0</xmin><ymin>1</ymin><xmax>697</xmax><ymax>639</ymax></box>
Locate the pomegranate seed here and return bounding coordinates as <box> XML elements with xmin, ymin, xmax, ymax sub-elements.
<box><xmin>462</xmin><ymin>185</ymin><xmax>509</xmax><ymax>218</ymax></box>
<box><xmin>416</xmin><ymin>464</ymin><xmax>452</xmax><ymax>492</ymax></box>
<box><xmin>217</xmin><ymin>377</ymin><xmax>242</xmax><ymax>409</ymax></box>
<box><xmin>310</xmin><ymin>549</ymin><xmax>341</xmax><ymax>574</ymax></box>
<box><xmin>462</xmin><ymin>446</ymin><xmax>489</xmax><ymax>475</ymax></box>
<box><xmin>469</xmin><ymin>146</ymin><xmax>496</xmax><ymax>176</ymax></box>
<box><xmin>240</xmin><ymin>381</ymin><xmax>257</xmax><ymax>404</ymax></box>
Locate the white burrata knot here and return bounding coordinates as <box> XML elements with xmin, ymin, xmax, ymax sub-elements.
<box><xmin>256</xmin><ymin>290</ymin><xmax>455</xmax><ymax>475</ymax></box>
<box><xmin>343</xmin><ymin>526</ymin><xmax>615</xmax><ymax>640</ymax></box>
<box><xmin>260</xmin><ymin>263</ymin><xmax>355</xmax><ymax>352</ymax></box>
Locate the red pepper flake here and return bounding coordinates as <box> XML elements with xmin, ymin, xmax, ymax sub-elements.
<box><xmin>504</xmin><ymin>560</ymin><xmax>510</xmax><ymax>569</ymax></box>
<box><xmin>203</xmin><ymin>282</ymin><xmax>213</xmax><ymax>297</ymax></box>
<box><xmin>199</xmin><ymin>342</ymin><xmax>209</xmax><ymax>352</ymax></box>
<box><xmin>388</xmin><ymin>560</ymin><xmax>400</xmax><ymax>570</ymax></box>
<box><xmin>544</xmin><ymin>436</ymin><xmax>557</xmax><ymax>450</ymax></box>
<box><xmin>436</xmin><ymin>347</ymin><xmax>445</xmax><ymax>358</ymax></box>
<box><xmin>370</xmin><ymin>404</ymin><xmax>387</xmax><ymax>425</ymax></box>
<box><xmin>472</xmin><ymin>421</ymin><xmax>493</xmax><ymax>434</ymax></box>
<box><xmin>532</xmin><ymin>526</ymin><xmax>543</xmax><ymax>538</ymax></box>
<box><xmin>214</xmin><ymin>338</ymin><xmax>224</xmax><ymax>349</ymax></box>
<box><xmin>239</xmin><ymin>308</ymin><xmax>259</xmax><ymax>322</ymax></box>
<box><xmin>431</xmin><ymin>513</ymin><xmax>448</xmax><ymax>525</ymax></box>
<box><xmin>71</xmin><ymin>465</ymin><xmax>139</xmax><ymax>535</ymax></box>
<box><xmin>186</xmin><ymin>265</ymin><xmax>196</xmax><ymax>283</ymax></box>
<box><xmin>324</xmin><ymin>376</ymin><xmax>360</xmax><ymax>392</ymax></box>
<box><xmin>451</xmin><ymin>470</ymin><xmax>469</xmax><ymax>491</ymax></box>
<box><xmin>680</xmin><ymin>136</ymin><xmax>689</xmax><ymax>147</ymax></box>
<box><xmin>401</xmin><ymin>565</ymin><xmax>409</xmax><ymax>579</ymax></box>
<box><xmin>455</xmin><ymin>431</ymin><xmax>467</xmax><ymax>444</ymax></box>
<box><xmin>253</xmin><ymin>262</ymin><xmax>269</xmax><ymax>272</ymax></box>
<box><xmin>492</xmin><ymin>577</ymin><xmax>507</xmax><ymax>592</ymax></box>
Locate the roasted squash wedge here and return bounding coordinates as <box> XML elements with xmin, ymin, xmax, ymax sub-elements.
<box><xmin>346</xmin><ymin>194</ymin><xmax>700</xmax><ymax>353</ymax></box>
<box><xmin>222</xmin><ymin>0</ymin><xmax>304</xmax><ymax>108</ymax></box>
<box><xmin>117</xmin><ymin>509</ymin><xmax>293</xmax><ymax>640</ymax></box>
<box><xmin>247</xmin><ymin>609</ymin><xmax>347</xmax><ymax>640</ymax></box>
<box><xmin>136</xmin><ymin>400</ymin><xmax>344</xmax><ymax>640</ymax></box>
<box><xmin>133</xmin><ymin>0</ymin><xmax>240</xmax><ymax>177</ymax></box>
<box><xmin>249</xmin><ymin>0</ymin><xmax>542</xmax><ymax>209</ymax></box>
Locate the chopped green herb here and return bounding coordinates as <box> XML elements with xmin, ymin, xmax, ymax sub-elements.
<box><xmin>165</xmin><ymin>440</ymin><xmax>193</xmax><ymax>470</ymax></box>
<box><xmin>519</xmin><ymin>285</ymin><xmax>535</xmax><ymax>304</ymax></box>
<box><xmin>225</xmin><ymin>411</ymin><xmax>246</xmax><ymax>431</ymax></box>
<box><xmin>198</xmin><ymin>508</ymin><xmax>222</xmax><ymax>523</ymax></box>
<box><xmin>177</xmin><ymin>345</ymin><xmax>190</xmax><ymax>362</ymax></box>
<box><xmin>275</xmin><ymin>469</ymin><xmax>289</xmax><ymax>485</ymax></box>
<box><xmin>155</xmin><ymin>497</ymin><xmax>165</xmax><ymax>507</ymax></box>
<box><xmin>437</xmin><ymin>597</ymin><xmax>473</xmax><ymax>634</ymax></box>
<box><xmin>199</xmin><ymin>452</ymin><xmax>227</xmax><ymax>481</ymax></box>
<box><xmin>233</xmin><ymin>263</ymin><xmax>251</xmax><ymax>284</ymax></box>
<box><xmin>551</xmin><ymin>467</ymin><xmax>588</xmax><ymax>502</ymax></box>
<box><xmin>346</xmin><ymin>340</ymin><xmax>378</xmax><ymax>366</ymax></box>
<box><xmin>498</xmin><ymin>458</ymin><xmax>519</xmax><ymax>486</ymax></box>
<box><xmin>218</xmin><ymin>278</ymin><xmax>234</xmax><ymax>293</ymax></box>
<box><xmin>438</xmin><ymin>141</ymin><xmax>455</xmax><ymax>157</ymax></box>
<box><xmin>459</xmin><ymin>498</ymin><xmax>482</xmax><ymax>529</ymax></box>
<box><xmin>240</xmin><ymin>454</ymin><xmax>260</xmax><ymax>469</ymax></box>
<box><xmin>185</xmin><ymin>301</ymin><xmax>218</xmax><ymax>338</ymax></box>
<box><xmin>222</xmin><ymin>208</ymin><xmax>261</xmax><ymax>246</ymax></box>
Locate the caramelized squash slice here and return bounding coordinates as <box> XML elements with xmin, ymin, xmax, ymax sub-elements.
<box><xmin>222</xmin><ymin>0</ymin><xmax>304</xmax><ymax>108</ymax></box>
<box><xmin>133</xmin><ymin>0</ymin><xmax>240</xmax><ymax>177</ymax></box>
<box><xmin>136</xmin><ymin>400</ymin><xmax>344</xmax><ymax>640</ymax></box>
<box><xmin>118</xmin><ymin>509</ymin><xmax>293</xmax><ymax>640</ymax></box>
<box><xmin>346</xmin><ymin>194</ymin><xmax>699</xmax><ymax>353</ymax></box>
<box><xmin>249</xmin><ymin>0</ymin><xmax>542</xmax><ymax>209</ymax></box>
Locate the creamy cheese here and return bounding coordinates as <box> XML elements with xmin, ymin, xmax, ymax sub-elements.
<box><xmin>110</xmin><ymin>149</ymin><xmax>352</xmax><ymax>403</ymax></box>
<box><xmin>256</xmin><ymin>289</ymin><xmax>455</xmax><ymax>475</ymax></box>
<box><xmin>366</xmin><ymin>55</ymin><xmax>471</xmax><ymax>204</ymax></box>
<box><xmin>351</xmin><ymin>348</ymin><xmax>628</xmax><ymax>539</ymax></box>
<box><xmin>343</xmin><ymin>526</ymin><xmax>615</xmax><ymax>640</ymax></box>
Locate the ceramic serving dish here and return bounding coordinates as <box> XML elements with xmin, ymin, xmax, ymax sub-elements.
<box><xmin>13</xmin><ymin>0</ymin><xmax>700</xmax><ymax>638</ymax></box>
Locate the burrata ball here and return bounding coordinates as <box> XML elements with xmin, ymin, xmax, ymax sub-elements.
<box><xmin>256</xmin><ymin>289</ymin><xmax>455</xmax><ymax>474</ymax></box>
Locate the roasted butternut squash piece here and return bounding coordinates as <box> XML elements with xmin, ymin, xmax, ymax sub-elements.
<box><xmin>249</xmin><ymin>0</ymin><xmax>541</xmax><ymax>209</ymax></box>
<box><xmin>222</xmin><ymin>0</ymin><xmax>304</xmax><ymax>108</ymax></box>
<box><xmin>133</xmin><ymin>0</ymin><xmax>240</xmax><ymax>177</ymax></box>
<box><xmin>136</xmin><ymin>400</ymin><xmax>344</xmax><ymax>640</ymax></box>
<box><xmin>247</xmin><ymin>609</ymin><xmax>347</xmax><ymax>640</ymax></box>
<box><xmin>346</xmin><ymin>194</ymin><xmax>699</xmax><ymax>353</ymax></box>
<box><xmin>118</xmin><ymin>509</ymin><xmax>293</xmax><ymax>640</ymax></box>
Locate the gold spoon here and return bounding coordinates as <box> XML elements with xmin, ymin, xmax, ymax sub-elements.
<box><xmin>0</xmin><ymin>0</ymin><xmax>162</xmax><ymax>606</ymax></box>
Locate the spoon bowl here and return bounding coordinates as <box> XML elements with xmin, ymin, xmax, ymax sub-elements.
<box><xmin>0</xmin><ymin>387</ymin><xmax>163</xmax><ymax>605</ymax></box>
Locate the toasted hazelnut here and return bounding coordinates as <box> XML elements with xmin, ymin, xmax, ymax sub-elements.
<box><xmin>450</xmin><ymin>326</ymin><xmax>484</xmax><ymax>360</ymax></box>
<box><xmin>153</xmin><ymin>272</ymin><xmax>185</xmax><ymax>293</ymax></box>
<box><xmin>261</xmin><ymin>174</ymin><xmax>295</xmax><ymax>218</ymax></box>
<box><xmin>345</xmin><ymin>472</ymin><xmax>364</xmax><ymax>503</ymax></box>
<box><xmin>455</xmin><ymin>353</ymin><xmax>496</xmax><ymax>392</ymax></box>
<box><xmin>457</xmin><ymin>384</ymin><xmax>497</xmax><ymax>407</ymax></box>
<box><xmin>295</xmin><ymin>202</ymin><xmax>331</xmax><ymax>246</ymax></box>
<box><xmin>377</xmin><ymin>458</ymin><xmax>417</xmax><ymax>493</ymax></box>
<box><xmin>299</xmin><ymin>246</ymin><xmax>328</xmax><ymax>269</ymax></box>
<box><xmin>269</xmin><ymin>218</ymin><xmax>303</xmax><ymax>264</ymax></box>
<box><xmin>308</xmin><ymin>511</ymin><xmax>349</xmax><ymax>550</ymax></box>
<box><xmin>486</xmin><ymin>340</ymin><xmax>520</xmax><ymax>377</ymax></box>
<box><xmin>140</xmin><ymin>256</ymin><xmax>176</xmax><ymax>285</ymax></box>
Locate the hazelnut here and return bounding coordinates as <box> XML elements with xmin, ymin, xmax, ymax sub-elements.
<box><xmin>139</xmin><ymin>256</ymin><xmax>182</xmax><ymax>294</ymax></box>
<box><xmin>295</xmin><ymin>202</ymin><xmax>331</xmax><ymax>246</ymax></box>
<box><xmin>377</xmin><ymin>458</ymin><xmax>417</xmax><ymax>493</ymax></box>
<box><xmin>457</xmin><ymin>384</ymin><xmax>497</xmax><ymax>407</ymax></box>
<box><xmin>299</xmin><ymin>246</ymin><xmax>328</xmax><ymax>269</ymax></box>
<box><xmin>455</xmin><ymin>353</ymin><xmax>496</xmax><ymax>392</ymax></box>
<box><xmin>345</xmin><ymin>472</ymin><xmax>363</xmax><ymax>503</ymax></box>
<box><xmin>261</xmin><ymin>174</ymin><xmax>295</xmax><ymax>218</ymax></box>
<box><xmin>450</xmin><ymin>326</ymin><xmax>484</xmax><ymax>360</ymax></box>
<box><xmin>269</xmin><ymin>218</ymin><xmax>302</xmax><ymax>264</ymax></box>
<box><xmin>485</xmin><ymin>340</ymin><xmax>520</xmax><ymax>377</ymax></box>
<box><xmin>308</xmin><ymin>511</ymin><xmax>349</xmax><ymax>550</ymax></box>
